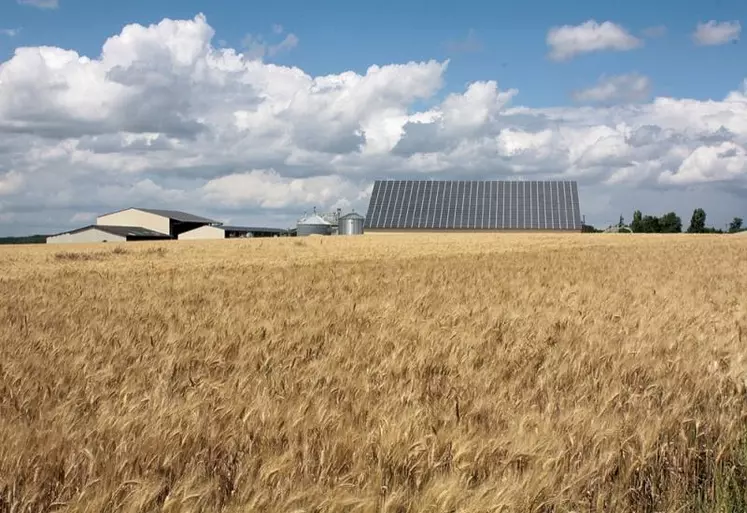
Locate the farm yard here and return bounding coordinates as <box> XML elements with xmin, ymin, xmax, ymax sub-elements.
<box><xmin>2</xmin><ymin>233</ymin><xmax>747</xmax><ymax>512</ymax></box>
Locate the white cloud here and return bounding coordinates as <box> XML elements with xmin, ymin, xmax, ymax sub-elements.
<box><xmin>546</xmin><ymin>20</ymin><xmax>643</xmax><ymax>61</ymax></box>
<box><xmin>17</xmin><ymin>0</ymin><xmax>58</xmax><ymax>9</ymax></box>
<box><xmin>0</xmin><ymin>171</ymin><xmax>23</xmax><ymax>195</ymax></box>
<box><xmin>572</xmin><ymin>73</ymin><xmax>651</xmax><ymax>104</ymax></box>
<box><xmin>202</xmin><ymin>169</ymin><xmax>361</xmax><ymax>209</ymax></box>
<box><xmin>242</xmin><ymin>25</ymin><xmax>299</xmax><ymax>60</ymax></box>
<box><xmin>1</xmin><ymin>13</ymin><xmax>747</xmax><ymax>235</ymax></box>
<box><xmin>0</xmin><ymin>28</ymin><xmax>21</xmax><ymax>37</ymax></box>
<box><xmin>693</xmin><ymin>20</ymin><xmax>741</xmax><ymax>46</ymax></box>
<box><xmin>660</xmin><ymin>142</ymin><xmax>747</xmax><ymax>184</ymax></box>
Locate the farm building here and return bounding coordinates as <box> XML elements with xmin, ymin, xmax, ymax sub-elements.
<box><xmin>96</xmin><ymin>208</ymin><xmax>219</xmax><ymax>238</ymax></box>
<box><xmin>364</xmin><ymin>180</ymin><xmax>583</xmax><ymax>232</ymax></box>
<box><xmin>178</xmin><ymin>225</ymin><xmax>289</xmax><ymax>240</ymax></box>
<box><xmin>45</xmin><ymin>225</ymin><xmax>172</xmax><ymax>244</ymax></box>
<box><xmin>47</xmin><ymin>207</ymin><xmax>221</xmax><ymax>244</ymax></box>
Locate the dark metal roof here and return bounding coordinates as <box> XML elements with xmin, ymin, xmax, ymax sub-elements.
<box><xmin>96</xmin><ymin>225</ymin><xmax>172</xmax><ymax>237</ymax></box>
<box><xmin>50</xmin><ymin>225</ymin><xmax>171</xmax><ymax>238</ymax></box>
<box><xmin>136</xmin><ymin>208</ymin><xmax>218</xmax><ymax>224</ymax></box>
<box><xmin>98</xmin><ymin>207</ymin><xmax>218</xmax><ymax>224</ymax></box>
<box><xmin>220</xmin><ymin>225</ymin><xmax>290</xmax><ymax>234</ymax></box>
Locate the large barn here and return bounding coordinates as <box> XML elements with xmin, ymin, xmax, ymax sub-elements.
<box><xmin>364</xmin><ymin>179</ymin><xmax>583</xmax><ymax>233</ymax></box>
<box><xmin>96</xmin><ymin>208</ymin><xmax>219</xmax><ymax>238</ymax></box>
<box><xmin>47</xmin><ymin>208</ymin><xmax>220</xmax><ymax>244</ymax></box>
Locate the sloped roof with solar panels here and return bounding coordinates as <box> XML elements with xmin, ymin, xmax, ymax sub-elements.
<box><xmin>364</xmin><ymin>180</ymin><xmax>582</xmax><ymax>231</ymax></box>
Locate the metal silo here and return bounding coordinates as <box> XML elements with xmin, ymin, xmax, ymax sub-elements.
<box><xmin>338</xmin><ymin>212</ymin><xmax>365</xmax><ymax>235</ymax></box>
<box><xmin>296</xmin><ymin>214</ymin><xmax>332</xmax><ymax>236</ymax></box>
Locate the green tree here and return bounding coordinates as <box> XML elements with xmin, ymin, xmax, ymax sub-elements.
<box><xmin>641</xmin><ymin>215</ymin><xmax>661</xmax><ymax>233</ymax></box>
<box><xmin>687</xmin><ymin>208</ymin><xmax>707</xmax><ymax>233</ymax></box>
<box><xmin>659</xmin><ymin>212</ymin><xmax>682</xmax><ymax>233</ymax></box>
<box><xmin>729</xmin><ymin>217</ymin><xmax>743</xmax><ymax>233</ymax></box>
<box><xmin>618</xmin><ymin>214</ymin><xmax>625</xmax><ymax>228</ymax></box>
<box><xmin>631</xmin><ymin>210</ymin><xmax>643</xmax><ymax>233</ymax></box>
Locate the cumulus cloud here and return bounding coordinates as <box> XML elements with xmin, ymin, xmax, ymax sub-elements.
<box><xmin>572</xmin><ymin>73</ymin><xmax>651</xmax><ymax>104</ymax></box>
<box><xmin>202</xmin><ymin>169</ymin><xmax>363</xmax><ymax>209</ymax></box>
<box><xmin>241</xmin><ymin>24</ymin><xmax>299</xmax><ymax>60</ymax></box>
<box><xmin>693</xmin><ymin>20</ymin><xmax>741</xmax><ymax>46</ymax></box>
<box><xmin>0</xmin><ymin>28</ymin><xmax>21</xmax><ymax>37</ymax></box>
<box><xmin>546</xmin><ymin>20</ymin><xmax>642</xmax><ymax>61</ymax></box>
<box><xmin>660</xmin><ymin>142</ymin><xmax>747</xmax><ymax>185</ymax></box>
<box><xmin>17</xmin><ymin>0</ymin><xmax>58</xmax><ymax>9</ymax></box>
<box><xmin>0</xmin><ymin>13</ymin><xmax>747</xmax><ymax>235</ymax></box>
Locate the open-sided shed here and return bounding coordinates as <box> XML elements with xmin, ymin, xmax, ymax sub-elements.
<box><xmin>178</xmin><ymin>225</ymin><xmax>289</xmax><ymax>240</ymax></box>
<box><xmin>46</xmin><ymin>225</ymin><xmax>172</xmax><ymax>244</ymax></box>
<box><xmin>96</xmin><ymin>208</ymin><xmax>219</xmax><ymax>238</ymax></box>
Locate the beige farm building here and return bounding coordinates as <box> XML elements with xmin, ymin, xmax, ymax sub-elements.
<box><xmin>45</xmin><ymin>225</ymin><xmax>172</xmax><ymax>244</ymax></box>
<box><xmin>46</xmin><ymin>208</ymin><xmax>219</xmax><ymax>244</ymax></box>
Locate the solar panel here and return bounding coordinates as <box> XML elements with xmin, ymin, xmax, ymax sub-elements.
<box><xmin>364</xmin><ymin>180</ymin><xmax>583</xmax><ymax>231</ymax></box>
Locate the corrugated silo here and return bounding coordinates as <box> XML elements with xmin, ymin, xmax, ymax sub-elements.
<box><xmin>297</xmin><ymin>214</ymin><xmax>332</xmax><ymax>236</ymax></box>
<box><xmin>338</xmin><ymin>212</ymin><xmax>365</xmax><ymax>235</ymax></box>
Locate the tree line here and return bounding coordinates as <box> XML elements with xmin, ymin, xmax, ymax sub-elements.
<box><xmin>615</xmin><ymin>209</ymin><xmax>744</xmax><ymax>234</ymax></box>
<box><xmin>0</xmin><ymin>234</ymin><xmax>47</xmax><ymax>245</ymax></box>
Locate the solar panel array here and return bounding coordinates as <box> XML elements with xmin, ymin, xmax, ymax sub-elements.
<box><xmin>364</xmin><ymin>180</ymin><xmax>582</xmax><ymax>231</ymax></box>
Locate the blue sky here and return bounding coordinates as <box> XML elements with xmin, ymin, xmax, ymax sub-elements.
<box><xmin>0</xmin><ymin>0</ymin><xmax>746</xmax><ymax>235</ymax></box>
<box><xmin>2</xmin><ymin>0</ymin><xmax>745</xmax><ymax>107</ymax></box>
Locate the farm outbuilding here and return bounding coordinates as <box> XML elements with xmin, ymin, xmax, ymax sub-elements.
<box><xmin>178</xmin><ymin>225</ymin><xmax>289</xmax><ymax>240</ymax></box>
<box><xmin>97</xmin><ymin>208</ymin><xmax>219</xmax><ymax>238</ymax></box>
<box><xmin>46</xmin><ymin>225</ymin><xmax>172</xmax><ymax>244</ymax></box>
<box><xmin>46</xmin><ymin>207</ymin><xmax>221</xmax><ymax>244</ymax></box>
<box><xmin>364</xmin><ymin>180</ymin><xmax>583</xmax><ymax>233</ymax></box>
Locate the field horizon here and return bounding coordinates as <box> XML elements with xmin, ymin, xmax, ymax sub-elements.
<box><xmin>2</xmin><ymin>233</ymin><xmax>747</xmax><ymax>512</ymax></box>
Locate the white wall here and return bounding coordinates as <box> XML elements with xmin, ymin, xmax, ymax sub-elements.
<box><xmin>177</xmin><ymin>225</ymin><xmax>226</xmax><ymax>240</ymax></box>
<box><xmin>97</xmin><ymin>209</ymin><xmax>170</xmax><ymax>236</ymax></box>
<box><xmin>46</xmin><ymin>228</ymin><xmax>127</xmax><ymax>244</ymax></box>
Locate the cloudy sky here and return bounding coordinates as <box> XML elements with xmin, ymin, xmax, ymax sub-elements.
<box><xmin>0</xmin><ymin>0</ymin><xmax>746</xmax><ymax>235</ymax></box>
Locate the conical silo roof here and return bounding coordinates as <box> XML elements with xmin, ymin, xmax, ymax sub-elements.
<box><xmin>299</xmin><ymin>214</ymin><xmax>331</xmax><ymax>225</ymax></box>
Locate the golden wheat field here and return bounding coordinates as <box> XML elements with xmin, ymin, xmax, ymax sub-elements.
<box><xmin>3</xmin><ymin>233</ymin><xmax>747</xmax><ymax>513</ymax></box>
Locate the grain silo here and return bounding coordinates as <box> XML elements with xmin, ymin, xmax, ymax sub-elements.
<box><xmin>297</xmin><ymin>214</ymin><xmax>332</xmax><ymax>236</ymax></box>
<box><xmin>338</xmin><ymin>212</ymin><xmax>365</xmax><ymax>235</ymax></box>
